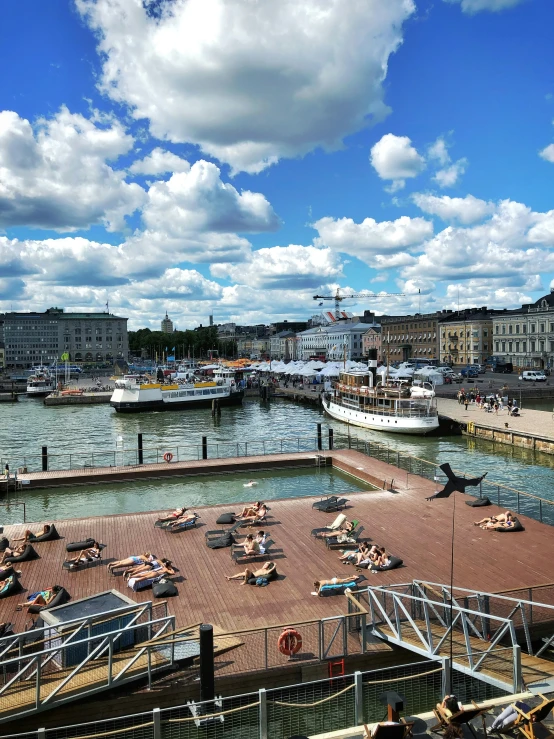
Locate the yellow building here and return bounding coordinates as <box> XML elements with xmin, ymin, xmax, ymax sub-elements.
<box><xmin>439</xmin><ymin>309</ymin><xmax>497</xmax><ymax>366</ymax></box>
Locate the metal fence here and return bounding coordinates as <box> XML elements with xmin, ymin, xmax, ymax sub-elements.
<box><xmin>0</xmin><ymin>660</ymin><xmax>509</xmax><ymax>739</ymax></box>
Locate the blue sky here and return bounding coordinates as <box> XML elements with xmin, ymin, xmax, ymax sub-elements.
<box><xmin>1</xmin><ymin>0</ymin><xmax>553</xmax><ymax>329</ymax></box>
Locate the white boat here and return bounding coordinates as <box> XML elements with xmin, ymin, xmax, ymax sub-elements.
<box><xmin>26</xmin><ymin>371</ymin><xmax>56</xmax><ymax>397</ymax></box>
<box><xmin>110</xmin><ymin>374</ymin><xmax>243</xmax><ymax>413</ymax></box>
<box><xmin>322</xmin><ymin>368</ymin><xmax>439</xmax><ymax>435</ymax></box>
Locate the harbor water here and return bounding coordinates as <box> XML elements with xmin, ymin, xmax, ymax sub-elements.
<box><xmin>2</xmin><ymin>396</ymin><xmax>554</xmax><ymax>522</ymax></box>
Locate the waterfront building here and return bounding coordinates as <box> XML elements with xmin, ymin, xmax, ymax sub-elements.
<box><xmin>160</xmin><ymin>312</ymin><xmax>174</xmax><ymax>333</ymax></box>
<box><xmin>0</xmin><ymin>341</ymin><xmax>4</xmax><ymax>369</ymax></box>
<box><xmin>0</xmin><ymin>307</ymin><xmax>129</xmax><ymax>368</ymax></box>
<box><xmin>269</xmin><ymin>330</ymin><xmax>299</xmax><ymax>360</ymax></box>
<box><xmin>492</xmin><ymin>290</ymin><xmax>554</xmax><ymax>370</ymax></box>
<box><xmin>439</xmin><ymin>308</ymin><xmax>504</xmax><ymax>367</ymax></box>
<box><xmin>297</xmin><ymin>322</ymin><xmax>369</xmax><ymax>360</ymax></box>
<box><xmin>362</xmin><ymin>326</ymin><xmax>382</xmax><ymax>362</ymax></box>
<box><xmin>379</xmin><ymin>312</ymin><xmax>442</xmax><ymax>363</ymax></box>
<box><xmin>236</xmin><ymin>336</ymin><xmax>270</xmax><ymax>359</ymax></box>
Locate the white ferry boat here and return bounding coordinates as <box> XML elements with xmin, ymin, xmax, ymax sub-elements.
<box><xmin>322</xmin><ymin>367</ymin><xmax>439</xmax><ymax>435</ymax></box>
<box><xmin>26</xmin><ymin>371</ymin><xmax>56</xmax><ymax>397</ymax></box>
<box><xmin>110</xmin><ymin>375</ymin><xmax>243</xmax><ymax>413</ymax></box>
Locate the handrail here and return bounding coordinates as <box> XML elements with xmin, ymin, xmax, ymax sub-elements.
<box><xmin>414</xmin><ymin>580</ymin><xmax>554</xmax><ymax>612</ymax></box>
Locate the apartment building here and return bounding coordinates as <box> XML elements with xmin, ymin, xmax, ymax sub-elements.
<box><xmin>492</xmin><ymin>291</ymin><xmax>554</xmax><ymax>369</ymax></box>
<box><xmin>439</xmin><ymin>308</ymin><xmax>497</xmax><ymax>366</ymax></box>
<box><xmin>0</xmin><ymin>308</ymin><xmax>129</xmax><ymax>367</ymax></box>
<box><xmin>379</xmin><ymin>313</ymin><xmax>441</xmax><ymax>363</ymax></box>
<box><xmin>362</xmin><ymin>327</ymin><xmax>382</xmax><ymax>363</ymax></box>
<box><xmin>297</xmin><ymin>323</ymin><xmax>368</xmax><ymax>361</ymax></box>
<box><xmin>269</xmin><ymin>330</ymin><xmax>299</xmax><ymax>360</ymax></box>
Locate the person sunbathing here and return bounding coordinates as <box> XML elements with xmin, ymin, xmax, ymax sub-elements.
<box><xmin>66</xmin><ymin>542</ymin><xmax>102</xmax><ymax>569</ymax></box>
<box><xmin>311</xmin><ymin>576</ymin><xmax>361</xmax><ymax>596</ymax></box>
<box><xmin>123</xmin><ymin>557</ymin><xmax>173</xmax><ymax>580</ymax></box>
<box><xmin>166</xmin><ymin>512</ymin><xmax>198</xmax><ymax>528</ymax></box>
<box><xmin>107</xmin><ymin>553</ymin><xmax>154</xmax><ymax>573</ymax></box>
<box><xmin>0</xmin><ymin>578</ymin><xmax>13</xmax><ymax>596</ymax></box>
<box><xmin>353</xmin><ymin>544</ymin><xmax>379</xmax><ymax>567</ymax></box>
<box><xmin>157</xmin><ymin>507</ymin><xmax>187</xmax><ymax>523</ymax></box>
<box><xmin>238</xmin><ymin>504</ymin><xmax>268</xmax><ymax>526</ymax></box>
<box><xmin>226</xmin><ymin>561</ymin><xmax>276</xmax><ymax>585</ymax></box>
<box><xmin>12</xmin><ymin>524</ymin><xmax>50</xmax><ymax>542</ymax></box>
<box><xmin>317</xmin><ymin>521</ymin><xmax>354</xmax><ymax>539</ymax></box>
<box><xmin>483</xmin><ymin>513</ymin><xmax>516</xmax><ymax>530</ymax></box>
<box><xmin>16</xmin><ymin>586</ymin><xmax>58</xmax><ymax>611</ymax></box>
<box><xmin>238</xmin><ymin>501</ymin><xmax>263</xmax><ymax>518</ymax></box>
<box><xmin>127</xmin><ymin>561</ymin><xmax>175</xmax><ymax>588</ymax></box>
<box><xmin>339</xmin><ymin>542</ymin><xmax>370</xmax><ymax>564</ymax></box>
<box><xmin>0</xmin><ymin>545</ymin><xmax>26</xmax><ymax>564</ymax></box>
<box><xmin>474</xmin><ymin>510</ymin><xmax>513</xmax><ymax>527</ymax></box>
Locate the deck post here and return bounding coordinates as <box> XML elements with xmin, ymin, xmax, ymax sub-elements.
<box><xmin>328</xmin><ymin>428</ymin><xmax>334</xmax><ymax>450</ymax></box>
<box><xmin>152</xmin><ymin>708</ymin><xmax>161</xmax><ymax>739</ymax></box>
<box><xmin>37</xmin><ymin>730</ymin><xmax>46</xmax><ymax>739</ymax></box>
<box><xmin>354</xmin><ymin>671</ymin><xmax>364</xmax><ymax>726</ymax></box>
<box><xmin>138</xmin><ymin>434</ymin><xmax>143</xmax><ymax>465</ymax></box>
<box><xmin>512</xmin><ymin>644</ymin><xmax>522</xmax><ymax>693</ymax></box>
<box><xmin>441</xmin><ymin>657</ymin><xmax>451</xmax><ymax>696</ymax></box>
<box><xmin>317</xmin><ymin>423</ymin><xmax>322</xmax><ymax>451</ymax></box>
<box><xmin>41</xmin><ymin>446</ymin><xmax>48</xmax><ymax>472</ymax></box>
<box><xmin>202</xmin><ymin>436</ymin><xmax>208</xmax><ymax>460</ymax></box>
<box><xmin>259</xmin><ymin>688</ymin><xmax>268</xmax><ymax>739</ymax></box>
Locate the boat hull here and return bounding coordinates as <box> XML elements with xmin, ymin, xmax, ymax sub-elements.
<box><xmin>111</xmin><ymin>391</ymin><xmax>244</xmax><ymax>413</ymax></box>
<box><xmin>322</xmin><ymin>397</ymin><xmax>438</xmax><ymax>435</ymax></box>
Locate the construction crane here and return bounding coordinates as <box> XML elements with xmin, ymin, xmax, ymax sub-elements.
<box><xmin>313</xmin><ymin>288</ymin><xmax>405</xmax><ymax>321</ymax></box>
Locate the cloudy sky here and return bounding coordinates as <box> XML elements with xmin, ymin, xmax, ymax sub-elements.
<box><xmin>1</xmin><ymin>0</ymin><xmax>553</xmax><ymax>329</ymax></box>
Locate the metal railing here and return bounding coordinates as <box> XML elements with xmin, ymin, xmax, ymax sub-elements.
<box><xmin>0</xmin><ymin>601</ymin><xmax>174</xmax><ymax>722</ymax></box>
<box><xmin>0</xmin><ymin>659</ymin><xmax>509</xmax><ymax>739</ymax></box>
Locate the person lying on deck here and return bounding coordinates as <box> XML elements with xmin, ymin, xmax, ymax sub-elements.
<box><xmin>0</xmin><ymin>545</ymin><xmax>26</xmax><ymax>565</ymax></box>
<box><xmin>237</xmin><ymin>504</ymin><xmax>268</xmax><ymax>525</ymax></box>
<box><xmin>127</xmin><ymin>561</ymin><xmax>175</xmax><ymax>584</ymax></box>
<box><xmin>123</xmin><ymin>557</ymin><xmax>172</xmax><ymax>580</ymax></box>
<box><xmin>158</xmin><ymin>507</ymin><xmax>187</xmax><ymax>522</ymax></box>
<box><xmin>166</xmin><ymin>513</ymin><xmax>198</xmax><ymax>527</ymax></box>
<box><xmin>107</xmin><ymin>553</ymin><xmax>154</xmax><ymax>573</ymax></box>
<box><xmin>483</xmin><ymin>513</ymin><xmax>516</xmax><ymax>530</ymax></box>
<box><xmin>317</xmin><ymin>521</ymin><xmax>354</xmax><ymax>539</ymax></box>
<box><xmin>238</xmin><ymin>501</ymin><xmax>262</xmax><ymax>518</ymax></box>
<box><xmin>311</xmin><ymin>576</ymin><xmax>362</xmax><ymax>596</ymax></box>
<box><xmin>226</xmin><ymin>561</ymin><xmax>276</xmax><ymax>585</ymax></box>
<box><xmin>338</xmin><ymin>542</ymin><xmax>371</xmax><ymax>564</ymax></box>
<box><xmin>66</xmin><ymin>542</ymin><xmax>102</xmax><ymax>569</ymax></box>
<box><xmin>16</xmin><ymin>586</ymin><xmax>58</xmax><ymax>611</ymax></box>
<box><xmin>12</xmin><ymin>524</ymin><xmax>50</xmax><ymax>542</ymax></box>
<box><xmin>473</xmin><ymin>511</ymin><xmax>513</xmax><ymax>527</ymax></box>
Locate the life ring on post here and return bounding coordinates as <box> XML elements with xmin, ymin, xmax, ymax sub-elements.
<box><xmin>278</xmin><ymin>628</ymin><xmax>302</xmax><ymax>656</ymax></box>
<box><xmin>163</xmin><ymin>452</ymin><xmax>174</xmax><ymax>463</ymax></box>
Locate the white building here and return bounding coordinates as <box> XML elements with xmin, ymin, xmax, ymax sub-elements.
<box><xmin>269</xmin><ymin>330</ymin><xmax>299</xmax><ymax>360</ymax></box>
<box><xmin>492</xmin><ymin>291</ymin><xmax>554</xmax><ymax>369</ymax></box>
<box><xmin>297</xmin><ymin>323</ymin><xmax>369</xmax><ymax>361</ymax></box>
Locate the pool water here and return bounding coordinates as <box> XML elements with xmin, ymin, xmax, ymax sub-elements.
<box><xmin>5</xmin><ymin>467</ymin><xmax>374</xmax><ymax>525</ymax></box>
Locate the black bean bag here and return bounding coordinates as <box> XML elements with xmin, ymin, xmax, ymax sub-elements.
<box><xmin>28</xmin><ymin>524</ymin><xmax>60</xmax><ymax>542</ymax></box>
<box><xmin>66</xmin><ymin>538</ymin><xmax>95</xmax><ymax>552</ymax></box>
<box><xmin>495</xmin><ymin>517</ymin><xmax>525</xmax><ymax>532</ymax></box>
<box><xmin>152</xmin><ymin>579</ymin><xmax>178</xmax><ymax>598</ymax></box>
<box><xmin>465</xmin><ymin>497</ymin><xmax>491</xmax><ymax>507</ymax></box>
<box><xmin>4</xmin><ymin>544</ymin><xmax>39</xmax><ymax>564</ymax></box>
<box><xmin>0</xmin><ymin>622</ymin><xmax>14</xmax><ymax>638</ymax></box>
<box><xmin>371</xmin><ymin>556</ymin><xmax>403</xmax><ymax>572</ymax></box>
<box><xmin>0</xmin><ymin>537</ymin><xmax>9</xmax><ymax>552</ymax></box>
<box><xmin>207</xmin><ymin>532</ymin><xmax>235</xmax><ymax>549</ymax></box>
<box><xmin>28</xmin><ymin>586</ymin><xmax>70</xmax><ymax>614</ymax></box>
<box><xmin>0</xmin><ymin>576</ymin><xmax>21</xmax><ymax>599</ymax></box>
<box><xmin>0</xmin><ymin>566</ymin><xmax>15</xmax><ymax>581</ymax></box>
<box><xmin>216</xmin><ymin>513</ymin><xmax>235</xmax><ymax>525</ymax></box>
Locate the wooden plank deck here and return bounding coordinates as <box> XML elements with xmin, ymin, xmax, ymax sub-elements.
<box><xmin>1</xmin><ymin>449</ymin><xmax>554</xmax><ymax>664</ymax></box>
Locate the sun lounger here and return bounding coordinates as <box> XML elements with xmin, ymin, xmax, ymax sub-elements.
<box><xmin>205</xmin><ymin>520</ymin><xmax>244</xmax><ymax>538</ymax></box>
<box><xmin>165</xmin><ymin>517</ymin><xmax>198</xmax><ymax>533</ymax></box>
<box><xmin>364</xmin><ymin>720</ymin><xmax>414</xmax><ymax>739</ymax></box>
<box><xmin>62</xmin><ymin>544</ymin><xmax>106</xmax><ymax>570</ymax></box>
<box><xmin>509</xmin><ymin>696</ymin><xmax>554</xmax><ymax>739</ymax></box>
<box><xmin>310</xmin><ymin>513</ymin><xmax>347</xmax><ymax>536</ymax></box>
<box><xmin>318</xmin><ymin>575</ymin><xmax>366</xmax><ymax>597</ymax></box>
<box><xmin>312</xmin><ymin>496</ymin><xmax>349</xmax><ymax>513</ymax></box>
<box><xmin>27</xmin><ymin>524</ymin><xmax>60</xmax><ymax>542</ymax></box>
<box><xmin>231</xmin><ymin>539</ymin><xmax>273</xmax><ymax>563</ymax></box>
<box><xmin>325</xmin><ymin>525</ymin><xmax>365</xmax><ymax>549</ymax></box>
<box><xmin>128</xmin><ymin>573</ymin><xmax>165</xmax><ymax>592</ymax></box>
<box><xmin>432</xmin><ymin>703</ymin><xmax>490</xmax><ymax>738</ymax></box>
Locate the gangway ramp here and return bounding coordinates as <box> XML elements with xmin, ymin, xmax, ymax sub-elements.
<box><xmin>348</xmin><ymin>580</ymin><xmax>554</xmax><ymax>693</ymax></box>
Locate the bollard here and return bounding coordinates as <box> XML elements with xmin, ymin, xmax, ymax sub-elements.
<box><xmin>317</xmin><ymin>423</ymin><xmax>322</xmax><ymax>451</ymax></box>
<box><xmin>41</xmin><ymin>446</ymin><xmax>48</xmax><ymax>472</ymax></box>
<box><xmin>328</xmin><ymin>428</ymin><xmax>334</xmax><ymax>450</ymax></box>
<box><xmin>199</xmin><ymin>624</ymin><xmax>215</xmax><ymax>702</ymax></box>
<box><xmin>138</xmin><ymin>434</ymin><xmax>143</xmax><ymax>465</ymax></box>
<box><xmin>202</xmin><ymin>436</ymin><xmax>208</xmax><ymax>460</ymax></box>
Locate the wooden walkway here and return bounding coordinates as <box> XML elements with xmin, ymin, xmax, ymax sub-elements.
<box><xmin>2</xmin><ymin>449</ymin><xmax>554</xmax><ymax>673</ymax></box>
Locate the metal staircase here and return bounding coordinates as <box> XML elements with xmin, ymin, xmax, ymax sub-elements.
<box><xmin>348</xmin><ymin>580</ymin><xmax>554</xmax><ymax>693</ymax></box>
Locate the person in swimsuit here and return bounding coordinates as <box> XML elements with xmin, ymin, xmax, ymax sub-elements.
<box><xmin>483</xmin><ymin>513</ymin><xmax>515</xmax><ymax>530</ymax></box>
<box><xmin>338</xmin><ymin>542</ymin><xmax>370</xmax><ymax>564</ymax></box>
<box><xmin>107</xmin><ymin>553</ymin><xmax>154</xmax><ymax>573</ymax></box>
<box><xmin>226</xmin><ymin>561</ymin><xmax>276</xmax><ymax>585</ymax></box>
<box><xmin>0</xmin><ymin>545</ymin><xmax>26</xmax><ymax>565</ymax></box>
<box><xmin>237</xmin><ymin>505</ymin><xmax>268</xmax><ymax>525</ymax></box>
<box><xmin>238</xmin><ymin>501</ymin><xmax>262</xmax><ymax>518</ymax></box>
<box><xmin>311</xmin><ymin>576</ymin><xmax>362</xmax><ymax>596</ymax></box>
<box><xmin>12</xmin><ymin>524</ymin><xmax>50</xmax><ymax>542</ymax></box>
<box><xmin>166</xmin><ymin>513</ymin><xmax>198</xmax><ymax>530</ymax></box>
<box><xmin>474</xmin><ymin>511</ymin><xmax>513</xmax><ymax>529</ymax></box>
<box><xmin>317</xmin><ymin>521</ymin><xmax>354</xmax><ymax>539</ymax></box>
<box><xmin>241</xmin><ymin>534</ymin><xmax>260</xmax><ymax>556</ymax></box>
<box><xmin>16</xmin><ymin>586</ymin><xmax>58</xmax><ymax>611</ymax></box>
<box><xmin>127</xmin><ymin>561</ymin><xmax>175</xmax><ymax>589</ymax></box>
<box><xmin>66</xmin><ymin>542</ymin><xmax>102</xmax><ymax>569</ymax></box>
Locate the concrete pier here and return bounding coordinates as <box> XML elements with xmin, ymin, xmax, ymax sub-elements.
<box><xmin>43</xmin><ymin>391</ymin><xmax>112</xmax><ymax>406</ymax></box>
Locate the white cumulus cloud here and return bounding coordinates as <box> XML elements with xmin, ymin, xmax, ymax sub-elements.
<box><xmin>442</xmin><ymin>0</ymin><xmax>528</xmax><ymax>13</ymax></box>
<box><xmin>76</xmin><ymin>0</ymin><xmax>415</xmax><ymax>174</ymax></box>
<box><xmin>129</xmin><ymin>147</ymin><xmax>190</xmax><ymax>175</ymax></box>
<box><xmin>412</xmin><ymin>193</ymin><xmax>496</xmax><ymax>224</ymax></box>
<box><xmin>0</xmin><ymin>107</ymin><xmax>145</xmax><ymax>232</ymax></box>
<box><xmin>370</xmin><ymin>134</ymin><xmax>425</xmax><ymax>191</ymax></box>
<box><xmin>433</xmin><ymin>158</ymin><xmax>468</xmax><ymax>188</ymax></box>
<box><xmin>539</xmin><ymin>144</ymin><xmax>554</xmax><ymax>164</ymax></box>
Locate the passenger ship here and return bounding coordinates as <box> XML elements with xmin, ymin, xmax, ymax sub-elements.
<box><xmin>110</xmin><ymin>375</ymin><xmax>244</xmax><ymax>413</ymax></box>
<box><xmin>26</xmin><ymin>370</ymin><xmax>56</xmax><ymax>397</ymax></box>
<box><xmin>322</xmin><ymin>367</ymin><xmax>439</xmax><ymax>435</ymax></box>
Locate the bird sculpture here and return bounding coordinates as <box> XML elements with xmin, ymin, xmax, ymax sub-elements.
<box><xmin>426</xmin><ymin>463</ymin><xmax>488</xmax><ymax>501</ymax></box>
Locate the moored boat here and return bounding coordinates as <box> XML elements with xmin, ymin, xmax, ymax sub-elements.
<box><xmin>26</xmin><ymin>371</ymin><xmax>56</xmax><ymax>397</ymax></box>
<box><xmin>322</xmin><ymin>367</ymin><xmax>439</xmax><ymax>435</ymax></box>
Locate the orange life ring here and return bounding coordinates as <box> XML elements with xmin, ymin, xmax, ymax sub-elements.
<box><xmin>163</xmin><ymin>452</ymin><xmax>173</xmax><ymax>463</ymax></box>
<box><xmin>278</xmin><ymin>628</ymin><xmax>302</xmax><ymax>656</ymax></box>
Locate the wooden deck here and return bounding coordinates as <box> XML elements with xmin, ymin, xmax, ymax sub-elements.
<box><xmin>2</xmin><ymin>449</ymin><xmax>554</xmax><ymax>657</ymax></box>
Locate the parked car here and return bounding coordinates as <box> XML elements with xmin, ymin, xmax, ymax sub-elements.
<box><xmin>460</xmin><ymin>367</ymin><xmax>479</xmax><ymax>378</ymax></box>
<box><xmin>476</xmin><ymin>364</ymin><xmax>486</xmax><ymax>374</ymax></box>
<box><xmin>519</xmin><ymin>371</ymin><xmax>547</xmax><ymax>382</ymax></box>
